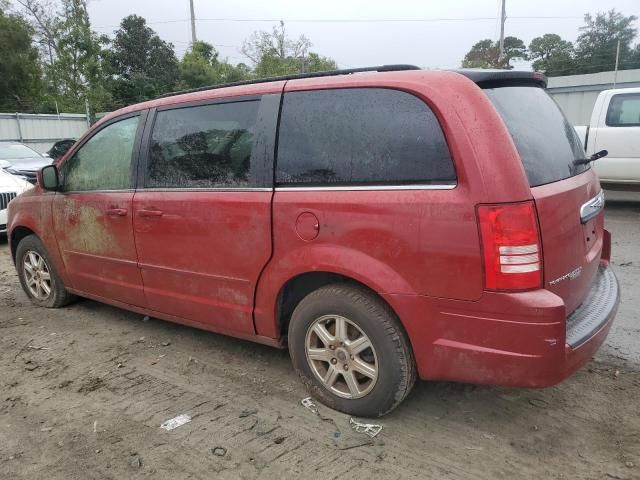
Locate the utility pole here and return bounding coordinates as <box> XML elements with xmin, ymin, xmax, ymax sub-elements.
<box><xmin>498</xmin><ymin>0</ymin><xmax>506</xmax><ymax>67</ymax></box>
<box><xmin>613</xmin><ymin>38</ymin><xmax>621</xmax><ymax>88</ymax></box>
<box><xmin>85</xmin><ymin>98</ymin><xmax>91</xmax><ymax>127</ymax></box>
<box><xmin>189</xmin><ymin>0</ymin><xmax>197</xmax><ymax>45</ymax></box>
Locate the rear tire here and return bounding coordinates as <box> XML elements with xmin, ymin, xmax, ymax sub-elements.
<box><xmin>16</xmin><ymin>234</ymin><xmax>75</xmax><ymax>308</ymax></box>
<box><xmin>289</xmin><ymin>283</ymin><xmax>416</xmax><ymax>417</ymax></box>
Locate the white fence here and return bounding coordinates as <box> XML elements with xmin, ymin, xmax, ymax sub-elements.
<box><xmin>0</xmin><ymin>113</ymin><xmax>90</xmax><ymax>154</ymax></box>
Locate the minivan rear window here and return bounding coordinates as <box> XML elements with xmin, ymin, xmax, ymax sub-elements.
<box><xmin>484</xmin><ymin>86</ymin><xmax>588</xmax><ymax>187</ymax></box>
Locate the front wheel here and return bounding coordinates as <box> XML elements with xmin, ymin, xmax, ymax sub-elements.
<box><xmin>16</xmin><ymin>234</ymin><xmax>75</xmax><ymax>308</ymax></box>
<box><xmin>288</xmin><ymin>284</ymin><xmax>416</xmax><ymax>417</ymax></box>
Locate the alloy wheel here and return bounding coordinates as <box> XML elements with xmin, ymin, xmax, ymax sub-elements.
<box><xmin>304</xmin><ymin>314</ymin><xmax>378</xmax><ymax>399</ymax></box>
<box><xmin>22</xmin><ymin>250</ymin><xmax>52</xmax><ymax>300</ymax></box>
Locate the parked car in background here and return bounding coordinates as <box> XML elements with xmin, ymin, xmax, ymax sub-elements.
<box><xmin>46</xmin><ymin>139</ymin><xmax>76</xmax><ymax>161</ymax></box>
<box><xmin>0</xmin><ymin>142</ymin><xmax>51</xmax><ymax>183</ymax></box>
<box><xmin>0</xmin><ymin>168</ymin><xmax>32</xmax><ymax>234</ymax></box>
<box><xmin>6</xmin><ymin>66</ymin><xmax>620</xmax><ymax>417</ymax></box>
<box><xmin>574</xmin><ymin>87</ymin><xmax>640</xmax><ymax>188</ymax></box>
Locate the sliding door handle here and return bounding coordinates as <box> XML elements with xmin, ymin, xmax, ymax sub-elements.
<box><xmin>106</xmin><ymin>208</ymin><xmax>127</xmax><ymax>216</ymax></box>
<box><xmin>137</xmin><ymin>209</ymin><xmax>164</xmax><ymax>217</ymax></box>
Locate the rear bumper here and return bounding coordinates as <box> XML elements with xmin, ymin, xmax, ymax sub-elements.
<box><xmin>384</xmin><ymin>262</ymin><xmax>620</xmax><ymax>387</ymax></box>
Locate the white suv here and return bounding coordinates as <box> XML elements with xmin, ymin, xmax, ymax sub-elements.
<box><xmin>0</xmin><ymin>169</ymin><xmax>32</xmax><ymax>233</ymax></box>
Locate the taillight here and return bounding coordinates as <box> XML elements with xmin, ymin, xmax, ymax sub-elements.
<box><xmin>477</xmin><ymin>201</ymin><xmax>542</xmax><ymax>291</ymax></box>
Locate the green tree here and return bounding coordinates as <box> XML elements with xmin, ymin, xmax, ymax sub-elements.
<box><xmin>48</xmin><ymin>0</ymin><xmax>109</xmax><ymax>112</ymax></box>
<box><xmin>574</xmin><ymin>10</ymin><xmax>639</xmax><ymax>74</ymax></box>
<box><xmin>462</xmin><ymin>36</ymin><xmax>527</xmax><ymax>69</ymax></box>
<box><xmin>107</xmin><ymin>15</ymin><xmax>179</xmax><ymax>107</ymax></box>
<box><xmin>529</xmin><ymin>34</ymin><xmax>576</xmax><ymax>76</ymax></box>
<box><xmin>0</xmin><ymin>8</ymin><xmax>42</xmax><ymax>111</ymax></box>
<box><xmin>16</xmin><ymin>0</ymin><xmax>109</xmax><ymax>113</ymax></box>
<box><xmin>179</xmin><ymin>41</ymin><xmax>249</xmax><ymax>89</ymax></box>
<box><xmin>242</xmin><ymin>21</ymin><xmax>337</xmax><ymax>77</ymax></box>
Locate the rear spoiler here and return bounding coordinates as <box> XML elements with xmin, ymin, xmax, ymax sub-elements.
<box><xmin>452</xmin><ymin>69</ymin><xmax>547</xmax><ymax>89</ymax></box>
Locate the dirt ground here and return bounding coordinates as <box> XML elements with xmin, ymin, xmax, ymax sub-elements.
<box><xmin>1</xmin><ymin>193</ymin><xmax>639</xmax><ymax>479</ymax></box>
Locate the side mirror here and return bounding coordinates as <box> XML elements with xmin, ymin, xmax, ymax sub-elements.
<box><xmin>39</xmin><ymin>164</ymin><xmax>60</xmax><ymax>191</ymax></box>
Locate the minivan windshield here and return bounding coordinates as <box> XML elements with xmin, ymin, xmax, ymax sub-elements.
<box><xmin>484</xmin><ymin>86</ymin><xmax>588</xmax><ymax>187</ymax></box>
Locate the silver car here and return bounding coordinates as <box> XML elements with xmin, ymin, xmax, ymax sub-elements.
<box><xmin>0</xmin><ymin>141</ymin><xmax>51</xmax><ymax>183</ymax></box>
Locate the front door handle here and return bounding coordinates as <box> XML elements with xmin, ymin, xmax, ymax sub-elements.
<box><xmin>137</xmin><ymin>209</ymin><xmax>164</xmax><ymax>217</ymax></box>
<box><xmin>106</xmin><ymin>208</ymin><xmax>127</xmax><ymax>216</ymax></box>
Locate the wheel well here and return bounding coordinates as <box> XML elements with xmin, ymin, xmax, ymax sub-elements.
<box><xmin>10</xmin><ymin>226</ymin><xmax>35</xmax><ymax>264</ymax></box>
<box><xmin>276</xmin><ymin>271</ymin><xmax>392</xmax><ymax>337</ymax></box>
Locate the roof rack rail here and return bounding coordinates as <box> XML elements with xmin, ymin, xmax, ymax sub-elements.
<box><xmin>156</xmin><ymin>64</ymin><xmax>421</xmax><ymax>99</ymax></box>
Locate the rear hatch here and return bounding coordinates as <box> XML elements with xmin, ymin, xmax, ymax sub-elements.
<box><xmin>482</xmin><ymin>80</ymin><xmax>603</xmax><ymax>314</ymax></box>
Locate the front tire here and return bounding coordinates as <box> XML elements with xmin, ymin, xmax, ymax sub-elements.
<box><xmin>289</xmin><ymin>284</ymin><xmax>416</xmax><ymax>417</ymax></box>
<box><xmin>16</xmin><ymin>234</ymin><xmax>75</xmax><ymax>308</ymax></box>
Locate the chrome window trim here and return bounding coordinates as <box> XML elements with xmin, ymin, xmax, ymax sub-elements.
<box><xmin>274</xmin><ymin>184</ymin><xmax>456</xmax><ymax>192</ymax></box>
<box><xmin>61</xmin><ymin>185</ymin><xmax>456</xmax><ymax>193</ymax></box>
<box><xmin>61</xmin><ymin>189</ymin><xmax>135</xmax><ymax>194</ymax></box>
<box><xmin>139</xmin><ymin>187</ymin><xmax>273</xmax><ymax>192</ymax></box>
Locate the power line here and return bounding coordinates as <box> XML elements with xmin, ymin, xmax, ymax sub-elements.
<box><xmin>92</xmin><ymin>15</ymin><xmax>584</xmax><ymax>29</ymax></box>
<box><xmin>196</xmin><ymin>15</ymin><xmax>584</xmax><ymax>23</ymax></box>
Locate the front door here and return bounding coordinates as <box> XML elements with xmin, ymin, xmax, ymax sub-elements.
<box><xmin>133</xmin><ymin>94</ymin><xmax>280</xmax><ymax>334</ymax></box>
<box><xmin>52</xmin><ymin>113</ymin><xmax>147</xmax><ymax>307</ymax></box>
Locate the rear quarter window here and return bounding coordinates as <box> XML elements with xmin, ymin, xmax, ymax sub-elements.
<box><xmin>276</xmin><ymin>88</ymin><xmax>456</xmax><ymax>186</ymax></box>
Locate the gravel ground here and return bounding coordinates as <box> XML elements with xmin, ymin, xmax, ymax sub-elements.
<box><xmin>0</xmin><ymin>193</ymin><xmax>638</xmax><ymax>479</ymax></box>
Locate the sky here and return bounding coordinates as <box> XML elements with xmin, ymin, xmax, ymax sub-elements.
<box><xmin>86</xmin><ymin>0</ymin><xmax>640</xmax><ymax>70</ymax></box>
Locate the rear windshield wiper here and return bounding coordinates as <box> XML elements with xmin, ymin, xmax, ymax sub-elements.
<box><xmin>573</xmin><ymin>149</ymin><xmax>608</xmax><ymax>166</ymax></box>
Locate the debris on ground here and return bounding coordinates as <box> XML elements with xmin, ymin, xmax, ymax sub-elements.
<box><xmin>301</xmin><ymin>397</ymin><xmax>321</xmax><ymax>415</ymax></box>
<box><xmin>24</xmin><ymin>361</ymin><xmax>39</xmax><ymax>371</ymax></box>
<box><xmin>160</xmin><ymin>414</ymin><xmax>192</xmax><ymax>431</ymax></box>
<box><xmin>528</xmin><ymin>398</ymin><xmax>549</xmax><ymax>408</ymax></box>
<box><xmin>349</xmin><ymin>418</ymin><xmax>383</xmax><ymax>438</ymax></box>
<box><xmin>211</xmin><ymin>447</ymin><xmax>227</xmax><ymax>457</ymax></box>
<box><xmin>239</xmin><ymin>408</ymin><xmax>258</xmax><ymax>418</ymax></box>
<box><xmin>160</xmin><ymin>341</ymin><xmax>171</xmax><ymax>347</ymax></box>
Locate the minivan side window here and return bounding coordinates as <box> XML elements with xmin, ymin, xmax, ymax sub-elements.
<box><xmin>146</xmin><ymin>100</ymin><xmax>260</xmax><ymax>188</ymax></box>
<box><xmin>276</xmin><ymin>88</ymin><xmax>455</xmax><ymax>186</ymax></box>
<box><xmin>63</xmin><ymin>116</ymin><xmax>139</xmax><ymax>192</ymax></box>
<box><xmin>606</xmin><ymin>93</ymin><xmax>640</xmax><ymax>127</ymax></box>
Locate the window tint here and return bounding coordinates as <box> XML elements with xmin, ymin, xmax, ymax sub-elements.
<box><xmin>147</xmin><ymin>101</ymin><xmax>260</xmax><ymax>188</ymax></box>
<box><xmin>606</xmin><ymin>93</ymin><xmax>640</xmax><ymax>126</ymax></box>
<box><xmin>484</xmin><ymin>86</ymin><xmax>587</xmax><ymax>187</ymax></box>
<box><xmin>276</xmin><ymin>88</ymin><xmax>455</xmax><ymax>186</ymax></box>
<box><xmin>63</xmin><ymin>116</ymin><xmax>139</xmax><ymax>191</ymax></box>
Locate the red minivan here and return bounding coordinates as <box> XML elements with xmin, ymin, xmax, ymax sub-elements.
<box><xmin>7</xmin><ymin>66</ymin><xmax>620</xmax><ymax>417</ymax></box>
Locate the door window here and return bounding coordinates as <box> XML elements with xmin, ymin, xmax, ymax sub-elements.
<box><xmin>146</xmin><ymin>100</ymin><xmax>260</xmax><ymax>188</ymax></box>
<box><xmin>63</xmin><ymin>116</ymin><xmax>140</xmax><ymax>191</ymax></box>
<box><xmin>606</xmin><ymin>93</ymin><xmax>640</xmax><ymax>127</ymax></box>
<box><xmin>275</xmin><ymin>88</ymin><xmax>456</xmax><ymax>186</ymax></box>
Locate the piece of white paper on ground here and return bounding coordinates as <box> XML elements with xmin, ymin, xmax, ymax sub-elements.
<box><xmin>160</xmin><ymin>414</ymin><xmax>192</xmax><ymax>431</ymax></box>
